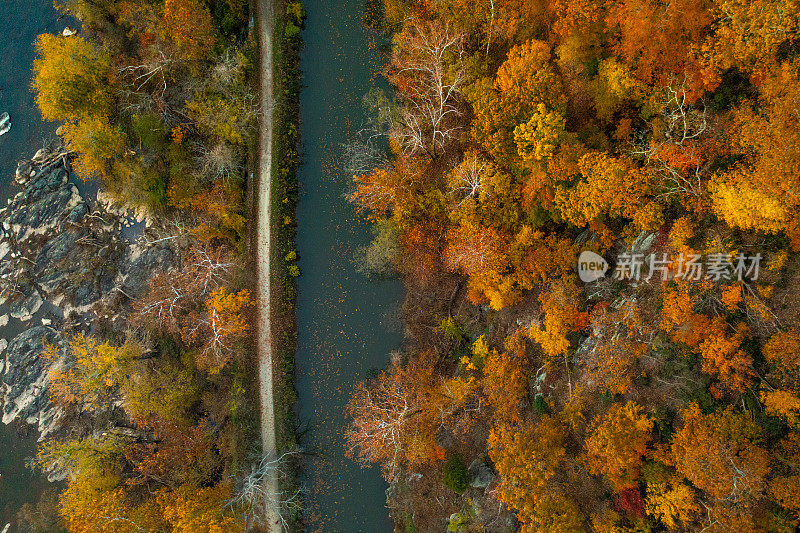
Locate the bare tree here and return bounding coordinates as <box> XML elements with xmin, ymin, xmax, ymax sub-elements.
<box><xmin>343</xmin><ymin>138</ymin><xmax>388</xmax><ymax>177</ymax></box>
<box><xmin>200</xmin><ymin>142</ymin><xmax>242</xmax><ymax>183</ymax></box>
<box><xmin>447</xmin><ymin>151</ymin><xmax>493</xmax><ymax>207</ymax></box>
<box><xmin>132</xmin><ymin>241</ymin><xmax>235</xmax><ymax>330</ymax></box>
<box><xmin>118</xmin><ymin>50</ymin><xmax>176</xmax><ymax>106</ymax></box>
<box><xmin>390</xmin><ymin>20</ymin><xmax>465</xmax><ymax>158</ymax></box>
<box><xmin>345</xmin><ymin>372</ymin><xmax>414</xmax><ymax>481</ymax></box>
<box><xmin>632</xmin><ymin>78</ymin><xmax>710</xmax><ymax>198</ymax></box>
<box><xmin>229</xmin><ymin>450</ymin><xmax>302</xmax><ymax>531</ymax></box>
<box><xmin>140</xmin><ymin>215</ymin><xmax>193</xmax><ymax>246</ymax></box>
<box><xmin>344</xmin><ymin>87</ymin><xmax>397</xmax><ymax>177</ymax></box>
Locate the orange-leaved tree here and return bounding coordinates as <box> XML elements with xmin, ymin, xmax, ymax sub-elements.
<box><xmin>580</xmin><ymin>300</ymin><xmax>651</xmax><ymax>395</ymax></box>
<box><xmin>192</xmin><ymin>287</ymin><xmax>253</xmax><ymax>372</ymax></box>
<box><xmin>660</xmin><ymin>283</ymin><xmax>711</xmax><ymax>347</ymax></box>
<box><xmin>670</xmin><ymin>403</ymin><xmax>770</xmax><ymax>506</ymax></box>
<box><xmin>585</xmin><ymin>401</ymin><xmax>654</xmax><ymax>491</ymax></box>
<box><xmin>696</xmin><ymin>320</ymin><xmax>753</xmax><ymax>392</ymax></box>
<box><xmin>645</xmin><ymin>469</ymin><xmax>699</xmax><ymax>530</ymax></box>
<box><xmin>157</xmin><ymin>482</ymin><xmax>245</xmax><ymax>533</ymax></box>
<box><xmin>466</xmin><ymin>39</ymin><xmax>566</xmax><ymax>165</ymax></box>
<box><xmin>160</xmin><ymin>0</ymin><xmax>216</xmax><ymax>61</ymax></box>
<box><xmin>554</xmin><ymin>151</ymin><xmax>658</xmax><ymax>230</ymax></box>
<box><xmin>483</xmin><ymin>348</ymin><xmax>529</xmax><ymax>423</ymax></box>
<box><xmin>767</xmin><ymin>432</ymin><xmax>800</xmax><ymax>515</ymax></box>
<box><xmin>606</xmin><ymin>0</ymin><xmax>716</xmax><ymax>99</ymax></box>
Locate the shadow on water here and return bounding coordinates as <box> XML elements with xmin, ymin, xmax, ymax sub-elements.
<box><xmin>294</xmin><ymin>0</ymin><xmax>403</xmax><ymax>531</ymax></box>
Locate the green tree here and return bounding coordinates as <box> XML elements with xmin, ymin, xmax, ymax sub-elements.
<box><xmin>122</xmin><ymin>358</ymin><xmax>200</xmax><ymax>425</ymax></box>
<box><xmin>443</xmin><ymin>454</ymin><xmax>471</xmax><ymax>494</ymax></box>
<box><xmin>62</xmin><ymin>116</ymin><xmax>126</xmax><ymax>182</ymax></box>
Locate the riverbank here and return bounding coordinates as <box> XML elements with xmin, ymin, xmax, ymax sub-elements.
<box><xmin>252</xmin><ymin>0</ymin><xmax>304</xmax><ymax>528</ymax></box>
<box><xmin>266</xmin><ymin>0</ymin><xmax>304</xmax><ymax>462</ymax></box>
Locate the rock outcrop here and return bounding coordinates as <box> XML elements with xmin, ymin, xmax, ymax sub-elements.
<box><xmin>0</xmin><ymin>326</ymin><xmax>64</xmax><ymax>440</ymax></box>
<box><xmin>0</xmin><ymin>151</ymin><xmax>178</xmax><ymax>440</ymax></box>
<box><xmin>0</xmin><ymin>112</ymin><xmax>10</xmax><ymax>136</ymax></box>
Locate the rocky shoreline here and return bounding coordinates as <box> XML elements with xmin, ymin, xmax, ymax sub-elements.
<box><xmin>0</xmin><ymin>148</ymin><xmax>178</xmax><ymax>474</ymax></box>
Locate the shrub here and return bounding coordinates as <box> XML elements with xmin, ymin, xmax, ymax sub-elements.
<box><xmin>285</xmin><ymin>22</ymin><xmax>300</xmax><ymax>39</ymax></box>
<box><xmin>132</xmin><ymin>113</ymin><xmax>168</xmax><ymax>150</ymax></box>
<box><xmin>533</xmin><ymin>394</ymin><xmax>548</xmax><ymax>414</ymax></box>
<box><xmin>443</xmin><ymin>454</ymin><xmax>471</xmax><ymax>494</ymax></box>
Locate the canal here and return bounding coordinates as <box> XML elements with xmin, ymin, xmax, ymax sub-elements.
<box><xmin>294</xmin><ymin>0</ymin><xmax>403</xmax><ymax>530</ymax></box>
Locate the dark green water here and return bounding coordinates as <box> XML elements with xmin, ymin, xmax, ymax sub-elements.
<box><xmin>0</xmin><ymin>423</ymin><xmax>51</xmax><ymax>528</ymax></box>
<box><xmin>0</xmin><ymin>0</ymin><xmax>61</xmax><ymax>201</ymax></box>
<box><xmin>0</xmin><ymin>0</ymin><xmax>62</xmax><ymax>527</ymax></box>
<box><xmin>295</xmin><ymin>1</ymin><xmax>402</xmax><ymax>531</ymax></box>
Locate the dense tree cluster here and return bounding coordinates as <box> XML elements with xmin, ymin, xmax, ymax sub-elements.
<box><xmin>347</xmin><ymin>0</ymin><xmax>800</xmax><ymax>530</ymax></box>
<box><xmin>28</xmin><ymin>0</ymin><xmax>265</xmax><ymax>530</ymax></box>
<box><xmin>37</xmin><ymin>0</ymin><xmax>254</xmax><ymax>218</ymax></box>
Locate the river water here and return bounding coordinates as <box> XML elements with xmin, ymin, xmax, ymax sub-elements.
<box><xmin>0</xmin><ymin>0</ymin><xmax>63</xmax><ymax>528</ymax></box>
<box><xmin>295</xmin><ymin>0</ymin><xmax>403</xmax><ymax>531</ymax></box>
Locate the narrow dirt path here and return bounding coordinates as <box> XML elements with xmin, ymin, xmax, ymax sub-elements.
<box><xmin>255</xmin><ymin>0</ymin><xmax>281</xmax><ymax>529</ymax></box>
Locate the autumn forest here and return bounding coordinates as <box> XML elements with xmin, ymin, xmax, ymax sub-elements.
<box><xmin>8</xmin><ymin>0</ymin><xmax>800</xmax><ymax>530</ymax></box>
<box><xmin>21</xmin><ymin>0</ymin><xmax>276</xmax><ymax>530</ymax></box>
<box><xmin>345</xmin><ymin>0</ymin><xmax>800</xmax><ymax>531</ymax></box>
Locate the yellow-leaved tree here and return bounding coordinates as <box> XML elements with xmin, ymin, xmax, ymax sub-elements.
<box><xmin>61</xmin><ymin>116</ymin><xmax>126</xmax><ymax>182</ymax></box>
<box><xmin>489</xmin><ymin>418</ymin><xmax>584</xmax><ymax>532</ymax></box>
<box><xmin>514</xmin><ymin>104</ymin><xmax>568</xmax><ymax>163</ymax></box>
<box><xmin>529</xmin><ymin>278</ymin><xmax>587</xmax><ymax>364</ymax></box>
<box><xmin>45</xmin><ymin>334</ymin><xmax>142</xmax><ymax>407</ymax></box>
<box><xmin>32</xmin><ymin>34</ymin><xmax>112</xmax><ymax>122</ymax></box>
<box><xmin>709</xmin><ymin>61</ymin><xmax>800</xmax><ymax>246</ymax></box>
<box><xmin>644</xmin><ymin>463</ymin><xmax>698</xmax><ymax>530</ymax></box>
<box><xmin>554</xmin><ymin>151</ymin><xmax>659</xmax><ymax>230</ymax></box>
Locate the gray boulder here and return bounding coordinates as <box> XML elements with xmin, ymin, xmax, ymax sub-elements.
<box><xmin>0</xmin><ymin>152</ymin><xmax>180</xmax><ymax>443</ymax></box>
<box><xmin>8</xmin><ymin>290</ymin><xmax>43</xmax><ymax>322</ymax></box>
<box><xmin>468</xmin><ymin>458</ymin><xmax>495</xmax><ymax>489</ymax></box>
<box><xmin>1</xmin><ymin>326</ymin><xmax>64</xmax><ymax>439</ymax></box>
